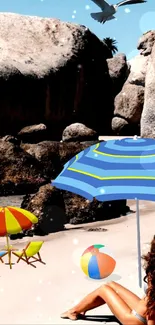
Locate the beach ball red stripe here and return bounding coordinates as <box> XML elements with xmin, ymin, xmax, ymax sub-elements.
<box><xmin>82</xmin><ymin>245</ymin><xmax>94</xmax><ymax>256</ymax></box>
<box><xmin>82</xmin><ymin>244</ymin><xmax>104</xmax><ymax>256</ymax></box>
<box><xmin>0</xmin><ymin>206</ymin><xmax>38</xmax><ymax>236</ymax></box>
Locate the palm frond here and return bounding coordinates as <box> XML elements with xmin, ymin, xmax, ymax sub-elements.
<box><xmin>103</xmin><ymin>37</ymin><xmax>118</xmax><ymax>55</ymax></box>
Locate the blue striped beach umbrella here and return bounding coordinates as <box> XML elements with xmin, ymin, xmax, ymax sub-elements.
<box><xmin>52</xmin><ymin>137</ymin><xmax>155</xmax><ymax>287</ymax></box>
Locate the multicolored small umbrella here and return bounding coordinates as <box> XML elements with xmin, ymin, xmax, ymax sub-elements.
<box><xmin>0</xmin><ymin>206</ymin><xmax>38</xmax><ymax>268</ymax></box>
<box><xmin>52</xmin><ymin>137</ymin><xmax>155</xmax><ymax>287</ymax></box>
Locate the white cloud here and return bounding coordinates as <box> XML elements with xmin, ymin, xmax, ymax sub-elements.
<box><xmin>85</xmin><ymin>5</ymin><xmax>90</xmax><ymax>10</ymax></box>
<box><xmin>72</xmin><ymin>15</ymin><xmax>76</xmax><ymax>19</ymax></box>
<box><xmin>73</xmin><ymin>10</ymin><xmax>76</xmax><ymax>14</ymax></box>
<box><xmin>124</xmin><ymin>8</ymin><xmax>131</xmax><ymax>13</ymax></box>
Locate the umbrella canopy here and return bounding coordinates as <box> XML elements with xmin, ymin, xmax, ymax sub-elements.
<box><xmin>52</xmin><ymin>137</ymin><xmax>155</xmax><ymax>202</ymax></box>
<box><xmin>0</xmin><ymin>206</ymin><xmax>38</xmax><ymax>235</ymax></box>
<box><xmin>0</xmin><ymin>206</ymin><xmax>38</xmax><ymax>269</ymax></box>
<box><xmin>52</xmin><ymin>137</ymin><xmax>155</xmax><ymax>288</ymax></box>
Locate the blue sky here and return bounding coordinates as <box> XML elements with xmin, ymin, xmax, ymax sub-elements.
<box><xmin>0</xmin><ymin>0</ymin><xmax>155</xmax><ymax>59</ymax></box>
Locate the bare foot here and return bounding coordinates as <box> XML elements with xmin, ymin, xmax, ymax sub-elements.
<box><xmin>60</xmin><ymin>310</ymin><xmax>78</xmax><ymax>320</ymax></box>
<box><xmin>60</xmin><ymin>310</ymin><xmax>85</xmax><ymax>320</ymax></box>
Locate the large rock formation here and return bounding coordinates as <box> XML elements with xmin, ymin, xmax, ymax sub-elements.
<box><xmin>127</xmin><ymin>54</ymin><xmax>149</xmax><ymax>87</ymax></box>
<box><xmin>137</xmin><ymin>30</ymin><xmax>155</xmax><ymax>56</ymax></box>
<box><xmin>141</xmin><ymin>43</ymin><xmax>155</xmax><ymax>137</ymax></box>
<box><xmin>0</xmin><ymin>13</ymin><xmax>113</xmax><ymax>139</ymax></box>
<box><xmin>112</xmin><ymin>30</ymin><xmax>155</xmax><ymax>135</ymax></box>
<box><xmin>112</xmin><ymin>83</ymin><xmax>144</xmax><ymax>135</ymax></box>
<box><xmin>107</xmin><ymin>53</ymin><xmax>129</xmax><ymax>96</ymax></box>
<box><xmin>0</xmin><ymin>13</ymin><xmax>154</xmax><ymax>140</ymax></box>
<box><xmin>1</xmin><ymin>15</ymin><xmax>155</xmax><ymax>231</ymax></box>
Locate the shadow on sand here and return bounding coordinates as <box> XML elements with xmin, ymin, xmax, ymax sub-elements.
<box><xmin>78</xmin><ymin>314</ymin><xmax>121</xmax><ymax>324</ymax></box>
<box><xmin>84</xmin><ymin>273</ymin><xmax>122</xmax><ymax>283</ymax></box>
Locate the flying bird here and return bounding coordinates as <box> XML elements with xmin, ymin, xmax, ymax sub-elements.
<box><xmin>90</xmin><ymin>0</ymin><xmax>147</xmax><ymax>24</ymax></box>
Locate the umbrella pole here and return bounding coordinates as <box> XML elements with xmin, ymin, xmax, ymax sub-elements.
<box><xmin>136</xmin><ymin>199</ymin><xmax>142</xmax><ymax>288</ymax></box>
<box><xmin>6</xmin><ymin>234</ymin><xmax>12</xmax><ymax>269</ymax></box>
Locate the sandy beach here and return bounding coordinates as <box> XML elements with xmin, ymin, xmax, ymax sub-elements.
<box><xmin>0</xmin><ymin>199</ymin><xmax>154</xmax><ymax>324</ymax></box>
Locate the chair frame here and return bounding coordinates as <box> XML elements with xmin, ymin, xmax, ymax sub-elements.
<box><xmin>12</xmin><ymin>242</ymin><xmax>46</xmax><ymax>268</ymax></box>
<box><xmin>0</xmin><ymin>251</ymin><xmax>8</xmax><ymax>263</ymax></box>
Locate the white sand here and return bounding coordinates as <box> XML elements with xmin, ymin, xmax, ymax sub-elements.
<box><xmin>0</xmin><ymin>199</ymin><xmax>154</xmax><ymax>324</ymax></box>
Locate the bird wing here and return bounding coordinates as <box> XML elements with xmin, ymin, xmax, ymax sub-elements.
<box><xmin>91</xmin><ymin>11</ymin><xmax>115</xmax><ymax>23</ymax></box>
<box><xmin>106</xmin><ymin>15</ymin><xmax>116</xmax><ymax>20</ymax></box>
<box><xmin>116</xmin><ymin>0</ymin><xmax>146</xmax><ymax>7</ymax></box>
<box><xmin>90</xmin><ymin>0</ymin><xmax>111</xmax><ymax>10</ymax></box>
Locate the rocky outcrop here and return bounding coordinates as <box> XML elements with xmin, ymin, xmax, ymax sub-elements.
<box><xmin>19</xmin><ymin>184</ymin><xmax>128</xmax><ymax>235</ymax></box>
<box><xmin>21</xmin><ymin>140</ymin><xmax>98</xmax><ymax>179</ymax></box>
<box><xmin>111</xmin><ymin>116</ymin><xmax>129</xmax><ymax>135</ymax></box>
<box><xmin>107</xmin><ymin>53</ymin><xmax>129</xmax><ymax>96</ymax></box>
<box><xmin>0</xmin><ymin>14</ymin><xmax>154</xmax><ymax>141</ymax></box>
<box><xmin>21</xmin><ymin>141</ymin><xmax>62</xmax><ymax>180</ymax></box>
<box><xmin>18</xmin><ymin>124</ymin><xmax>47</xmax><ymax>143</ymax></box>
<box><xmin>1</xmin><ymin>16</ymin><xmax>155</xmax><ymax>232</ymax></box>
<box><xmin>137</xmin><ymin>30</ymin><xmax>155</xmax><ymax>56</ymax></box>
<box><xmin>62</xmin><ymin>191</ymin><xmax>128</xmax><ymax>225</ymax></box>
<box><xmin>127</xmin><ymin>55</ymin><xmax>149</xmax><ymax>87</ymax></box>
<box><xmin>111</xmin><ymin>33</ymin><xmax>155</xmax><ymax>135</ymax></box>
<box><xmin>0</xmin><ymin>136</ymin><xmax>47</xmax><ymax>195</ymax></box>
<box><xmin>112</xmin><ymin>83</ymin><xmax>144</xmax><ymax>135</ymax></box>
<box><xmin>141</xmin><ymin>43</ymin><xmax>155</xmax><ymax>137</ymax></box>
<box><xmin>0</xmin><ymin>12</ymin><xmax>113</xmax><ymax>139</ymax></box>
<box><xmin>21</xmin><ymin>184</ymin><xmax>66</xmax><ymax>234</ymax></box>
<box><xmin>62</xmin><ymin>123</ymin><xmax>98</xmax><ymax>142</ymax></box>
<box><xmin>59</xmin><ymin>141</ymin><xmax>99</xmax><ymax>165</ymax></box>
<box><xmin>0</xmin><ymin>14</ymin><xmax>154</xmax><ymax>140</ymax></box>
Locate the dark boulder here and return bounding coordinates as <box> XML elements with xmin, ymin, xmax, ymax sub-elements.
<box><xmin>0</xmin><ymin>138</ymin><xmax>47</xmax><ymax>195</ymax></box>
<box><xmin>63</xmin><ymin>191</ymin><xmax>129</xmax><ymax>224</ymax></box>
<box><xmin>21</xmin><ymin>184</ymin><xmax>66</xmax><ymax>235</ymax></box>
<box><xmin>0</xmin><ymin>13</ymin><xmax>113</xmax><ymax>139</ymax></box>
<box><xmin>107</xmin><ymin>53</ymin><xmax>129</xmax><ymax>97</ymax></box>
<box><xmin>18</xmin><ymin>123</ymin><xmax>47</xmax><ymax>143</ymax></box>
<box><xmin>21</xmin><ymin>140</ymin><xmax>99</xmax><ymax>179</ymax></box>
<box><xmin>62</xmin><ymin>123</ymin><xmax>98</xmax><ymax>142</ymax></box>
<box><xmin>20</xmin><ymin>184</ymin><xmax>129</xmax><ymax>236</ymax></box>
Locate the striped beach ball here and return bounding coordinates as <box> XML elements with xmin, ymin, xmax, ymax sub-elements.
<box><xmin>80</xmin><ymin>244</ymin><xmax>116</xmax><ymax>279</ymax></box>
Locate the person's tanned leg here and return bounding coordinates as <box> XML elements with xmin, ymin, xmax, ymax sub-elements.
<box><xmin>61</xmin><ymin>288</ymin><xmax>105</xmax><ymax>320</ymax></box>
<box><xmin>61</xmin><ymin>283</ymin><xmax>144</xmax><ymax>324</ymax></box>
<box><xmin>108</xmin><ymin>281</ymin><xmax>141</xmax><ymax>310</ymax></box>
<box><xmin>61</xmin><ymin>281</ymin><xmax>142</xmax><ymax>320</ymax></box>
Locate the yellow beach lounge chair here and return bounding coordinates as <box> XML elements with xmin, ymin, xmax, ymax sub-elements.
<box><xmin>12</xmin><ymin>241</ymin><xmax>45</xmax><ymax>268</ymax></box>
